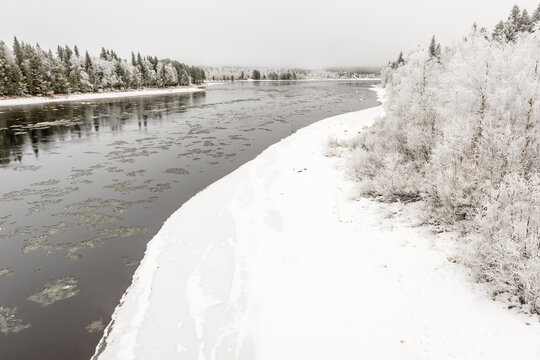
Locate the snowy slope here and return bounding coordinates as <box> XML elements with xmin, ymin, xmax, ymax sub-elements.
<box><xmin>0</xmin><ymin>87</ymin><xmax>204</xmax><ymax>107</ymax></box>
<box><xmin>93</xmin><ymin>88</ymin><xmax>540</xmax><ymax>360</ymax></box>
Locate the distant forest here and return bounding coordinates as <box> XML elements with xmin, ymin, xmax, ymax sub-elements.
<box><xmin>204</xmin><ymin>66</ymin><xmax>381</xmax><ymax>81</ymax></box>
<box><xmin>0</xmin><ymin>38</ymin><xmax>206</xmax><ymax>97</ymax></box>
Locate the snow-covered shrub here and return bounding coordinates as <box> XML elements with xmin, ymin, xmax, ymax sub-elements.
<box><xmin>475</xmin><ymin>174</ymin><xmax>540</xmax><ymax>312</ymax></box>
<box><xmin>344</xmin><ymin>21</ymin><xmax>540</xmax><ymax>309</ymax></box>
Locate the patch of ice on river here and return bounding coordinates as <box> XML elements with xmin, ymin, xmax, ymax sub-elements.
<box><xmin>30</xmin><ymin>179</ymin><xmax>61</xmax><ymax>187</ymax></box>
<box><xmin>163</xmin><ymin>168</ymin><xmax>189</xmax><ymax>175</ymax></box>
<box><xmin>0</xmin><ymin>268</ymin><xmax>13</xmax><ymax>277</ymax></box>
<box><xmin>27</xmin><ymin>199</ymin><xmax>62</xmax><ymax>215</ymax></box>
<box><xmin>104</xmin><ymin>180</ymin><xmax>147</xmax><ymax>193</ymax></box>
<box><xmin>149</xmin><ymin>183</ymin><xmax>171</xmax><ymax>192</ymax></box>
<box><xmin>87</xmin><ymin>318</ymin><xmax>106</xmax><ymax>333</ymax></box>
<box><xmin>27</xmin><ymin>276</ymin><xmax>80</xmax><ymax>307</ymax></box>
<box><xmin>0</xmin><ymin>306</ymin><xmax>31</xmax><ymax>334</ymax></box>
<box><xmin>125</xmin><ymin>170</ymin><xmax>146</xmax><ymax>177</ymax></box>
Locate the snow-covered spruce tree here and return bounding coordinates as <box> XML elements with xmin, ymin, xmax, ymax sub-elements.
<box><xmin>348</xmin><ymin>8</ymin><xmax>540</xmax><ymax>310</ymax></box>
<box><xmin>534</xmin><ymin>3</ymin><xmax>540</xmax><ymax>24</ymax></box>
<box><xmin>0</xmin><ymin>42</ymin><xmax>12</xmax><ymax>96</ymax></box>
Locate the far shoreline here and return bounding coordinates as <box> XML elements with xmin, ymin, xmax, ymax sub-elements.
<box><xmin>0</xmin><ymin>86</ymin><xmax>206</xmax><ymax>108</ymax></box>
<box><xmin>219</xmin><ymin>78</ymin><xmax>381</xmax><ymax>82</ymax></box>
<box><xmin>0</xmin><ymin>79</ymin><xmax>381</xmax><ymax>108</ymax></box>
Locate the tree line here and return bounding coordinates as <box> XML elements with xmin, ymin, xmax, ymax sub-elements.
<box><xmin>389</xmin><ymin>4</ymin><xmax>540</xmax><ymax>69</ymax></box>
<box><xmin>0</xmin><ymin>37</ymin><xmax>206</xmax><ymax>97</ymax></box>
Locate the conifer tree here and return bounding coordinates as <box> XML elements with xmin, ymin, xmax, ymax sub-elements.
<box><xmin>9</xmin><ymin>64</ymin><xmax>26</xmax><ymax>95</ymax></box>
<box><xmin>74</xmin><ymin>45</ymin><xmax>80</xmax><ymax>57</ymax></box>
<box><xmin>0</xmin><ymin>43</ymin><xmax>11</xmax><ymax>96</ymax></box>
<box><xmin>504</xmin><ymin>5</ymin><xmax>522</xmax><ymax>41</ymax></box>
<box><xmin>12</xmin><ymin>37</ymin><xmax>24</xmax><ymax>68</ymax></box>
<box><xmin>520</xmin><ymin>9</ymin><xmax>533</xmax><ymax>32</ymax></box>
<box><xmin>428</xmin><ymin>35</ymin><xmax>437</xmax><ymax>58</ymax></box>
<box><xmin>64</xmin><ymin>46</ymin><xmax>73</xmax><ymax>64</ymax></box>
<box><xmin>68</xmin><ymin>64</ymin><xmax>81</xmax><ymax>92</ymax></box>
<box><xmin>533</xmin><ymin>4</ymin><xmax>540</xmax><ymax>24</ymax></box>
<box><xmin>50</xmin><ymin>56</ymin><xmax>70</xmax><ymax>94</ymax></box>
<box><xmin>158</xmin><ymin>64</ymin><xmax>168</xmax><ymax>87</ymax></box>
<box><xmin>114</xmin><ymin>61</ymin><xmax>127</xmax><ymax>89</ymax></box>
<box><xmin>26</xmin><ymin>46</ymin><xmax>51</xmax><ymax>95</ymax></box>
<box><xmin>84</xmin><ymin>51</ymin><xmax>92</xmax><ymax>72</ymax></box>
<box><xmin>57</xmin><ymin>45</ymin><xmax>65</xmax><ymax>62</ymax></box>
<box><xmin>492</xmin><ymin>21</ymin><xmax>505</xmax><ymax>41</ymax></box>
<box><xmin>179</xmin><ymin>67</ymin><xmax>190</xmax><ymax>85</ymax></box>
<box><xmin>397</xmin><ymin>51</ymin><xmax>405</xmax><ymax>66</ymax></box>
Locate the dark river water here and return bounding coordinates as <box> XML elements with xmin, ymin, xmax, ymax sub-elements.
<box><xmin>0</xmin><ymin>80</ymin><xmax>379</xmax><ymax>360</ymax></box>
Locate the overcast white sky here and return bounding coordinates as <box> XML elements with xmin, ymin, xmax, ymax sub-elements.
<box><xmin>2</xmin><ymin>0</ymin><xmax>538</xmax><ymax>68</ymax></box>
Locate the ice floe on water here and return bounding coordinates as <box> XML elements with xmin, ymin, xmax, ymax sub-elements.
<box><xmin>27</xmin><ymin>276</ymin><xmax>80</xmax><ymax>307</ymax></box>
<box><xmin>0</xmin><ymin>186</ymin><xmax>79</xmax><ymax>202</ymax></box>
<box><xmin>125</xmin><ymin>170</ymin><xmax>146</xmax><ymax>177</ymax></box>
<box><xmin>121</xmin><ymin>257</ymin><xmax>139</xmax><ymax>267</ymax></box>
<box><xmin>87</xmin><ymin>318</ymin><xmax>106</xmax><ymax>333</ymax></box>
<box><xmin>27</xmin><ymin>199</ymin><xmax>63</xmax><ymax>215</ymax></box>
<box><xmin>0</xmin><ymin>268</ymin><xmax>13</xmax><ymax>277</ymax></box>
<box><xmin>163</xmin><ymin>168</ymin><xmax>189</xmax><ymax>175</ymax></box>
<box><xmin>104</xmin><ymin>180</ymin><xmax>147</xmax><ymax>193</ymax></box>
<box><xmin>0</xmin><ymin>226</ymin><xmax>31</xmax><ymax>240</ymax></box>
<box><xmin>0</xmin><ymin>306</ymin><xmax>31</xmax><ymax>334</ymax></box>
<box><xmin>149</xmin><ymin>183</ymin><xmax>171</xmax><ymax>192</ymax></box>
<box><xmin>30</xmin><ymin>179</ymin><xmax>61</xmax><ymax>187</ymax></box>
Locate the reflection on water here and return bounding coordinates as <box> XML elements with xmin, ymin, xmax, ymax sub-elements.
<box><xmin>0</xmin><ymin>93</ymin><xmax>207</xmax><ymax>165</ymax></box>
<box><xmin>0</xmin><ymin>80</ymin><xmax>379</xmax><ymax>360</ymax></box>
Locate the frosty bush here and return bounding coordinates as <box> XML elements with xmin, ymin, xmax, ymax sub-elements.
<box><xmin>476</xmin><ymin>174</ymin><xmax>540</xmax><ymax>312</ymax></box>
<box><xmin>347</xmin><ymin>5</ymin><xmax>540</xmax><ymax>310</ymax></box>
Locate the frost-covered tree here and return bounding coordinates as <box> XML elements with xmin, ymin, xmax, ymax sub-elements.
<box><xmin>0</xmin><ymin>42</ymin><xmax>11</xmax><ymax>96</ymax></box>
<box><xmin>347</xmin><ymin>20</ymin><xmax>540</xmax><ymax>311</ymax></box>
<box><xmin>492</xmin><ymin>21</ymin><xmax>506</xmax><ymax>41</ymax></box>
<box><xmin>533</xmin><ymin>3</ymin><xmax>540</xmax><ymax>24</ymax></box>
<box><xmin>428</xmin><ymin>35</ymin><xmax>437</xmax><ymax>58</ymax></box>
<box><xmin>12</xmin><ymin>37</ymin><xmax>24</xmax><ymax>68</ymax></box>
<box><xmin>519</xmin><ymin>9</ymin><xmax>533</xmax><ymax>32</ymax></box>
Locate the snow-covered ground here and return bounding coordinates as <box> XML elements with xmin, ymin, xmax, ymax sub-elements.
<box><xmin>93</xmin><ymin>88</ymin><xmax>540</xmax><ymax>360</ymax></box>
<box><xmin>0</xmin><ymin>87</ymin><xmax>205</xmax><ymax>107</ymax></box>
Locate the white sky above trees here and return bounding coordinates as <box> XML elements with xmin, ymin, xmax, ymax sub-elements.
<box><xmin>2</xmin><ymin>0</ymin><xmax>539</xmax><ymax>68</ymax></box>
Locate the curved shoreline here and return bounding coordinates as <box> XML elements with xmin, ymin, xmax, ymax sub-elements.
<box><xmin>93</xmin><ymin>87</ymin><xmax>540</xmax><ymax>360</ymax></box>
<box><xmin>0</xmin><ymin>86</ymin><xmax>205</xmax><ymax>108</ymax></box>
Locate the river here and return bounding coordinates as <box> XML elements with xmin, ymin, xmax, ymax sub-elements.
<box><xmin>0</xmin><ymin>80</ymin><xmax>379</xmax><ymax>359</ymax></box>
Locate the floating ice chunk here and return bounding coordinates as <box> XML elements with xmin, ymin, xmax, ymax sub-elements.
<box><xmin>27</xmin><ymin>276</ymin><xmax>80</xmax><ymax>307</ymax></box>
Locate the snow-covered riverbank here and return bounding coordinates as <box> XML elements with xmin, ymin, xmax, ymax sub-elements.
<box><xmin>0</xmin><ymin>86</ymin><xmax>205</xmax><ymax>107</ymax></box>
<box><xmin>93</xmin><ymin>87</ymin><xmax>540</xmax><ymax>360</ymax></box>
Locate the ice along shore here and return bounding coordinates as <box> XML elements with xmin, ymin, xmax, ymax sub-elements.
<box><xmin>0</xmin><ymin>86</ymin><xmax>205</xmax><ymax>107</ymax></box>
<box><xmin>93</xmin><ymin>87</ymin><xmax>540</xmax><ymax>360</ymax></box>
